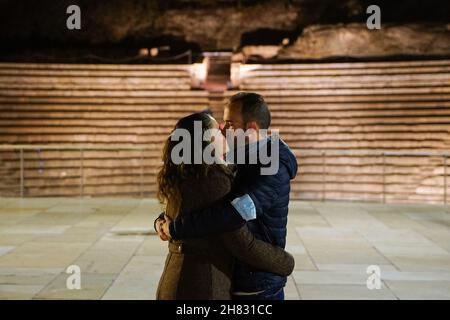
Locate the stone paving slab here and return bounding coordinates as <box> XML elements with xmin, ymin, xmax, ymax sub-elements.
<box><xmin>0</xmin><ymin>198</ymin><xmax>449</xmax><ymax>300</ymax></box>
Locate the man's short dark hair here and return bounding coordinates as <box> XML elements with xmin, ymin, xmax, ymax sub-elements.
<box><xmin>229</xmin><ymin>92</ymin><xmax>271</xmax><ymax>129</ymax></box>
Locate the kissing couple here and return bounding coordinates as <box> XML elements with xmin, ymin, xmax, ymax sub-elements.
<box><xmin>154</xmin><ymin>92</ymin><xmax>298</xmax><ymax>300</ymax></box>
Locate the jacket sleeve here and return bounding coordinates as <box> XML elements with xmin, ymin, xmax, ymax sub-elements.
<box><xmin>243</xmin><ymin>164</ymin><xmax>289</xmax><ymax>217</ymax></box>
<box><xmin>169</xmin><ymin>199</ymin><xmax>245</xmax><ymax>240</ymax></box>
<box><xmin>219</xmin><ymin>225</ymin><xmax>295</xmax><ymax>276</ymax></box>
<box><xmin>169</xmin><ymin>164</ymin><xmax>291</xmax><ymax>240</ymax></box>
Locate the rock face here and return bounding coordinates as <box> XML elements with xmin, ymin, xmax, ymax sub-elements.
<box><xmin>0</xmin><ymin>0</ymin><xmax>299</xmax><ymax>49</ymax></box>
<box><xmin>279</xmin><ymin>24</ymin><xmax>450</xmax><ymax>59</ymax></box>
<box><xmin>1</xmin><ymin>0</ymin><xmax>450</xmax><ymax>60</ymax></box>
<box><xmin>0</xmin><ymin>0</ymin><xmax>156</xmax><ymax>45</ymax></box>
<box><xmin>236</xmin><ymin>45</ymin><xmax>282</xmax><ymax>61</ymax></box>
<box><xmin>155</xmin><ymin>2</ymin><xmax>299</xmax><ymax>51</ymax></box>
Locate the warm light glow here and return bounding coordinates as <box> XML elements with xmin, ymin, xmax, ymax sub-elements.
<box><xmin>189</xmin><ymin>57</ymin><xmax>208</xmax><ymax>85</ymax></box>
<box><xmin>230</xmin><ymin>63</ymin><xmax>262</xmax><ymax>87</ymax></box>
<box><xmin>138</xmin><ymin>48</ymin><xmax>149</xmax><ymax>56</ymax></box>
<box><xmin>150</xmin><ymin>47</ymin><xmax>159</xmax><ymax>57</ymax></box>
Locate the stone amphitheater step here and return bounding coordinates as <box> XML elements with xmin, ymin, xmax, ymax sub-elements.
<box><xmin>233</xmin><ymin>60</ymin><xmax>450</xmax><ymax>204</ymax></box>
<box><xmin>1</xmin><ymin>61</ymin><xmax>449</xmax><ymax>202</ymax></box>
<box><xmin>0</xmin><ymin>63</ymin><xmax>208</xmax><ymax>197</ymax></box>
<box><xmin>236</xmin><ymin>60</ymin><xmax>450</xmax><ymax>70</ymax></box>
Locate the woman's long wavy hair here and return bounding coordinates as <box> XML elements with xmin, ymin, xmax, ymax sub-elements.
<box><xmin>157</xmin><ymin>112</ymin><xmax>220</xmax><ymax>215</ymax></box>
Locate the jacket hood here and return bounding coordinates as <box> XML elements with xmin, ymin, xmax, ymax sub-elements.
<box><xmin>238</xmin><ymin>136</ymin><xmax>298</xmax><ymax>179</ymax></box>
<box><xmin>278</xmin><ymin>138</ymin><xmax>298</xmax><ymax>180</ymax></box>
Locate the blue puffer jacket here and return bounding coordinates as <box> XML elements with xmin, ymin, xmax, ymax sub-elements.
<box><xmin>169</xmin><ymin>137</ymin><xmax>298</xmax><ymax>292</ymax></box>
<box><xmin>231</xmin><ymin>138</ymin><xmax>297</xmax><ymax>292</ymax></box>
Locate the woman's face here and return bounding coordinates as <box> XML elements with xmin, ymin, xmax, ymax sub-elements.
<box><xmin>208</xmin><ymin>116</ymin><xmax>229</xmax><ymax>158</ymax></box>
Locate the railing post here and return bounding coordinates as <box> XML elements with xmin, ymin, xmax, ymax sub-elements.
<box><xmin>382</xmin><ymin>153</ymin><xmax>386</xmax><ymax>204</ymax></box>
<box><xmin>140</xmin><ymin>149</ymin><xmax>144</xmax><ymax>198</ymax></box>
<box><xmin>444</xmin><ymin>155</ymin><xmax>447</xmax><ymax>205</ymax></box>
<box><xmin>20</xmin><ymin>148</ymin><xmax>24</xmax><ymax>198</ymax></box>
<box><xmin>80</xmin><ymin>148</ymin><xmax>84</xmax><ymax>197</ymax></box>
<box><xmin>188</xmin><ymin>50</ymin><xmax>192</xmax><ymax>65</ymax></box>
<box><xmin>321</xmin><ymin>151</ymin><xmax>326</xmax><ymax>202</ymax></box>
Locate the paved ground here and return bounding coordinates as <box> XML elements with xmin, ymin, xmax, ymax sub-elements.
<box><xmin>0</xmin><ymin>198</ymin><xmax>449</xmax><ymax>300</ymax></box>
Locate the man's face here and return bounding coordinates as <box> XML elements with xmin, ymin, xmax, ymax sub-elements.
<box><xmin>223</xmin><ymin>101</ymin><xmax>258</xmax><ymax>150</ymax></box>
<box><xmin>223</xmin><ymin>102</ymin><xmax>245</xmax><ymax>131</ymax></box>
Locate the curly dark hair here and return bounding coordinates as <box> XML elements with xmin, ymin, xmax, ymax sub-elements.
<box><xmin>157</xmin><ymin>112</ymin><xmax>227</xmax><ymax>214</ymax></box>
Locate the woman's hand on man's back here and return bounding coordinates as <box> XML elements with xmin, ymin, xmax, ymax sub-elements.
<box><xmin>155</xmin><ymin>216</ymin><xmax>171</xmax><ymax>241</ymax></box>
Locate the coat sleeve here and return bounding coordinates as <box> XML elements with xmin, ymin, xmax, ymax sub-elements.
<box><xmin>169</xmin><ymin>166</ymin><xmax>289</xmax><ymax>240</ymax></box>
<box><xmin>169</xmin><ymin>164</ymin><xmax>291</xmax><ymax>240</ymax></box>
<box><xmin>219</xmin><ymin>225</ymin><xmax>295</xmax><ymax>276</ymax></box>
<box><xmin>169</xmin><ymin>199</ymin><xmax>245</xmax><ymax>240</ymax></box>
<box><xmin>169</xmin><ymin>166</ymin><xmax>245</xmax><ymax>240</ymax></box>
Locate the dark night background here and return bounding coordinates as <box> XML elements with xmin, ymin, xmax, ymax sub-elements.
<box><xmin>0</xmin><ymin>0</ymin><xmax>449</xmax><ymax>62</ymax></box>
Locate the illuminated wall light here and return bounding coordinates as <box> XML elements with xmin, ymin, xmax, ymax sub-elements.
<box><xmin>139</xmin><ymin>47</ymin><xmax>164</xmax><ymax>57</ymax></box>
<box><xmin>138</xmin><ymin>48</ymin><xmax>149</xmax><ymax>56</ymax></box>
<box><xmin>150</xmin><ymin>48</ymin><xmax>159</xmax><ymax>57</ymax></box>
<box><xmin>189</xmin><ymin>57</ymin><xmax>208</xmax><ymax>87</ymax></box>
<box><xmin>282</xmin><ymin>38</ymin><xmax>290</xmax><ymax>46</ymax></box>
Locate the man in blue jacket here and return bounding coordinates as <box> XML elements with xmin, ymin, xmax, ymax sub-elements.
<box><xmin>156</xmin><ymin>92</ymin><xmax>298</xmax><ymax>300</ymax></box>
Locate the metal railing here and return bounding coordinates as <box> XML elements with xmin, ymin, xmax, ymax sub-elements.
<box><xmin>0</xmin><ymin>145</ymin><xmax>449</xmax><ymax>205</ymax></box>
<box><xmin>383</xmin><ymin>151</ymin><xmax>448</xmax><ymax>205</ymax></box>
<box><xmin>0</xmin><ymin>144</ymin><xmax>154</xmax><ymax>198</ymax></box>
<box><xmin>295</xmin><ymin>149</ymin><xmax>449</xmax><ymax>205</ymax></box>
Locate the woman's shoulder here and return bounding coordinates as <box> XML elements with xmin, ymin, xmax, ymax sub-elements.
<box><xmin>191</xmin><ymin>164</ymin><xmax>233</xmax><ymax>192</ymax></box>
<box><xmin>180</xmin><ymin>165</ymin><xmax>233</xmax><ymax>211</ymax></box>
<box><xmin>207</xmin><ymin>164</ymin><xmax>234</xmax><ymax>183</ymax></box>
